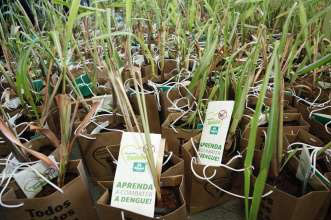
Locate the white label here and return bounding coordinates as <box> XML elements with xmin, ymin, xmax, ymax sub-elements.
<box><xmin>111</xmin><ymin>132</ymin><xmax>162</xmax><ymax>218</ymax></box>
<box><xmin>296</xmin><ymin>146</ymin><xmax>311</xmax><ymax>181</ymax></box>
<box><xmin>198</xmin><ymin>101</ymin><xmax>234</xmax><ymax>166</ymax></box>
<box><xmin>14</xmin><ymin>155</ymin><xmax>58</xmax><ymax>198</ymax></box>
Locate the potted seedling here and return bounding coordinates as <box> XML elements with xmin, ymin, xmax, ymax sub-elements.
<box><xmin>0</xmin><ymin>94</ymin><xmax>99</xmax><ymax>220</ymax></box>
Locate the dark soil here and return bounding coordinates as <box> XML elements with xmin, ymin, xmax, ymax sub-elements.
<box><xmin>155</xmin><ymin>186</ymin><xmax>181</xmax><ymax>217</ymax></box>
<box><xmin>267</xmin><ymin>166</ymin><xmax>313</xmax><ymax>197</ymax></box>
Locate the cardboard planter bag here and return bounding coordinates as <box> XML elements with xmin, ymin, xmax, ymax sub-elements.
<box><xmin>78</xmin><ymin>130</ymin><xmax>123</xmax><ymax>182</ymax></box>
<box><xmin>96</xmin><ymin>175</ymin><xmax>188</xmax><ymax>220</ymax></box>
<box><xmin>182</xmin><ymin>134</ymin><xmax>241</xmax><ymax>214</ymax></box>
<box><xmin>256</xmin><ymin>166</ymin><xmax>330</xmax><ymax>220</ymax></box>
<box><xmin>1</xmin><ymin>160</ymin><xmax>98</xmax><ymax>220</ymax></box>
<box><xmin>162</xmin><ymin>113</ymin><xmax>201</xmax><ymax>157</ymax></box>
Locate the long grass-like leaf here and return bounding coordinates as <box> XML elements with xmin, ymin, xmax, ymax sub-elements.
<box><xmin>249</xmin><ymin>43</ymin><xmax>281</xmax><ymax>220</ymax></box>
<box><xmin>244</xmin><ymin>41</ymin><xmax>279</xmax><ymax>220</ymax></box>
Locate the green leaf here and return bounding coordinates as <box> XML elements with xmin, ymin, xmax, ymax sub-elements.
<box><xmin>244</xmin><ymin>41</ymin><xmax>279</xmax><ymax>220</ymax></box>
<box><xmin>249</xmin><ymin>42</ymin><xmax>281</xmax><ymax>220</ymax></box>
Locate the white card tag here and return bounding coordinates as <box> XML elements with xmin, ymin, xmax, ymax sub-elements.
<box><xmin>14</xmin><ymin>155</ymin><xmax>58</xmax><ymax>199</ymax></box>
<box><xmin>198</xmin><ymin>101</ymin><xmax>234</xmax><ymax>166</ymax></box>
<box><xmin>111</xmin><ymin>132</ymin><xmax>162</xmax><ymax>218</ymax></box>
<box><xmin>296</xmin><ymin>146</ymin><xmax>311</xmax><ymax>181</ymax></box>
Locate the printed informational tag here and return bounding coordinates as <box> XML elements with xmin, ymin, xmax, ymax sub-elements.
<box><xmin>296</xmin><ymin>146</ymin><xmax>311</xmax><ymax>181</ymax></box>
<box><xmin>198</xmin><ymin>101</ymin><xmax>234</xmax><ymax>166</ymax></box>
<box><xmin>14</xmin><ymin>155</ymin><xmax>58</xmax><ymax>199</ymax></box>
<box><xmin>111</xmin><ymin>132</ymin><xmax>163</xmax><ymax>218</ymax></box>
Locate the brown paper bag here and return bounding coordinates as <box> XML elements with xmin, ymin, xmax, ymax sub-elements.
<box><xmin>130</xmin><ymin>93</ymin><xmax>161</xmax><ymax>133</ymax></box>
<box><xmin>78</xmin><ymin>131</ymin><xmax>123</xmax><ymax>182</ymax></box>
<box><xmin>182</xmin><ymin>134</ymin><xmax>240</xmax><ymax>214</ymax></box>
<box><xmin>96</xmin><ymin>175</ymin><xmax>188</xmax><ymax>220</ymax></box>
<box><xmin>161</xmin><ymin>113</ymin><xmax>201</xmax><ymax>157</ymax></box>
<box><xmin>1</xmin><ymin>160</ymin><xmax>98</xmax><ymax>220</ymax></box>
<box><xmin>257</xmin><ymin>174</ymin><xmax>330</xmax><ymax>220</ymax></box>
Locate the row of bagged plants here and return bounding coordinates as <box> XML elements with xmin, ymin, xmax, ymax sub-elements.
<box><xmin>0</xmin><ymin>60</ymin><xmax>330</xmax><ymax>220</ymax></box>
<box><xmin>0</xmin><ymin>1</ymin><xmax>331</xmax><ymax>220</ymax></box>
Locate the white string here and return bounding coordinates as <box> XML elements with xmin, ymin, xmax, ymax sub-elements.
<box><xmin>308</xmin><ymin>105</ymin><xmax>331</xmax><ymax>134</ymax></box>
<box><xmin>190</xmin><ymin>158</ymin><xmax>272</xmax><ymax>199</ymax></box>
<box><xmin>188</xmin><ymin>137</ymin><xmax>272</xmax><ymax>199</ymax></box>
<box><xmin>15</xmin><ymin>122</ymin><xmax>30</xmax><ymax>137</ymax></box>
<box><xmin>80</xmin><ymin>112</ymin><xmax>125</xmax><ymax>138</ymax></box>
<box><xmin>162</xmin><ymin>152</ymin><xmax>173</xmax><ymax>166</ymax></box>
<box><xmin>105</xmin><ymin>147</ymin><xmax>118</xmax><ymax>165</ymax></box>
<box><xmin>290</xmin><ymin>89</ymin><xmax>331</xmax><ymax>109</ymax></box>
<box><xmin>325</xmin><ymin>120</ymin><xmax>331</xmax><ymax>134</ymax></box>
<box><xmin>309</xmin><ymin>106</ymin><xmax>331</xmax><ymax>118</ymax></box>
